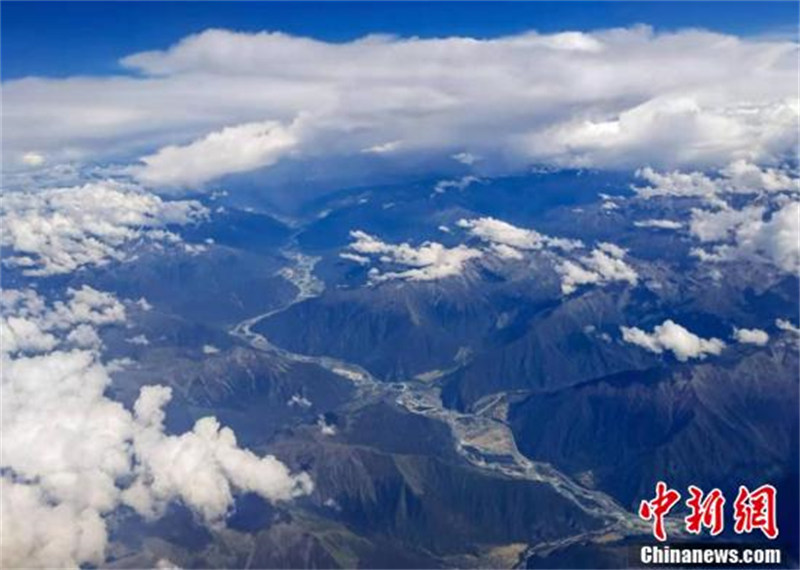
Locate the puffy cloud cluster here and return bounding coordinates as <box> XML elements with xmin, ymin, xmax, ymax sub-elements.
<box><xmin>557</xmin><ymin>242</ymin><xmax>638</xmax><ymax>295</ymax></box>
<box><xmin>343</xmin><ymin>230</ymin><xmax>482</xmax><ymax>282</ymax></box>
<box><xmin>4</xmin><ymin>27</ymin><xmax>798</xmax><ymax>185</ymax></box>
<box><xmin>342</xmin><ymin>221</ymin><xmax>641</xmax><ymax>294</ymax></box>
<box><xmin>689</xmin><ymin>201</ymin><xmax>800</xmax><ymax>273</ymax></box>
<box><xmin>621</xmin><ymin>319</ymin><xmax>725</xmax><ymax>361</ymax></box>
<box><xmin>1</xmin><ymin>181</ymin><xmax>208</xmax><ymax>276</ymax></box>
<box><xmin>1</xmin><ymin>287</ymin><xmax>312</xmax><ymax>568</ymax></box>
<box><xmin>1</xmin><ymin>286</ymin><xmax>125</xmax><ymax>354</ymax></box>
<box><xmin>732</xmin><ymin>327</ymin><xmax>769</xmax><ymax>346</ymax></box>
<box><xmin>123</xmin><ymin>386</ymin><xmax>312</xmax><ymax>523</ymax></box>
<box><xmin>690</xmin><ymin>205</ymin><xmax>765</xmax><ymax>242</ymax></box>
<box><xmin>634</xmin><ymin>160</ymin><xmax>799</xmax><ymax>200</ymax></box>
<box><xmin>457</xmin><ymin>217</ymin><xmax>583</xmax><ymax>259</ymax></box>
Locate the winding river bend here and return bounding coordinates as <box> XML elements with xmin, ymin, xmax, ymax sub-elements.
<box><xmin>230</xmin><ymin>247</ymin><xmax>665</xmax><ymax>567</ymax></box>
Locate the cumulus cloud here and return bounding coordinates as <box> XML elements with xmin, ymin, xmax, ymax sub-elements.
<box><xmin>689</xmin><ymin>205</ymin><xmax>764</xmax><ymax>242</ymax></box>
<box><xmin>344</xmin><ymin>230</ymin><xmax>482</xmax><ymax>282</ymax></box>
<box><xmin>134</xmin><ymin>120</ymin><xmax>300</xmax><ymax>187</ymax></box>
<box><xmin>634</xmin><ymin>160</ymin><xmax>799</xmax><ymax>200</ymax></box>
<box><xmin>123</xmin><ymin>386</ymin><xmax>313</xmax><ymax>523</ymax></box>
<box><xmin>776</xmin><ymin>318</ymin><xmax>800</xmax><ymax>335</ymax></box>
<box><xmin>433</xmin><ymin>175</ymin><xmax>480</xmax><ymax>195</ymax></box>
<box><xmin>621</xmin><ymin>319</ymin><xmax>725</xmax><ymax>361</ymax></box>
<box><xmin>634</xmin><ymin>219</ymin><xmax>683</xmax><ymax>230</ymax></box>
<box><xmin>557</xmin><ymin>242</ymin><xmax>638</xmax><ymax>294</ymax></box>
<box><xmin>126</xmin><ymin>334</ymin><xmax>151</xmax><ymax>346</ymax></box>
<box><xmin>317</xmin><ymin>415</ymin><xmax>337</xmax><ymax>436</ymax></box>
<box><xmin>3</xmin><ymin>27</ymin><xmax>798</xmax><ymax>183</ymax></box>
<box><xmin>732</xmin><ymin>327</ymin><xmax>769</xmax><ymax>346</ymax></box>
<box><xmin>457</xmin><ymin>217</ymin><xmax>583</xmax><ymax>258</ymax></box>
<box><xmin>0</xmin><ymin>477</ymin><xmax>109</xmax><ymax>568</ymax></box>
<box><xmin>1</xmin><ymin>287</ymin><xmax>312</xmax><ymax>568</ymax></box>
<box><xmin>1</xmin><ymin>286</ymin><xmax>125</xmax><ymax>355</ymax></box>
<box><xmin>689</xmin><ymin>201</ymin><xmax>800</xmax><ymax>273</ymax></box>
<box><xmin>1</xmin><ymin>181</ymin><xmax>208</xmax><ymax>276</ymax></box>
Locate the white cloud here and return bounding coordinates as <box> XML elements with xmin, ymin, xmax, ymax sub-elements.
<box><xmin>317</xmin><ymin>415</ymin><xmax>337</xmax><ymax>436</ymax></box>
<box><xmin>634</xmin><ymin>160</ymin><xmax>798</xmax><ymax>200</ymax></box>
<box><xmin>452</xmin><ymin>152</ymin><xmax>479</xmax><ymax>165</ymax></box>
<box><xmin>776</xmin><ymin>318</ymin><xmax>800</xmax><ymax>335</ymax></box>
<box><xmin>1</xmin><ymin>181</ymin><xmax>207</xmax><ymax>276</ymax></box>
<box><xmin>21</xmin><ymin>151</ymin><xmax>45</xmax><ymax>167</ymax></box>
<box><xmin>1</xmin><ymin>287</ymin><xmax>312</xmax><ymax>567</ymax></box>
<box><xmin>339</xmin><ymin>252</ymin><xmax>370</xmax><ymax>265</ymax></box>
<box><xmin>126</xmin><ymin>334</ymin><xmax>150</xmax><ymax>346</ymax></box>
<box><xmin>345</xmin><ymin>230</ymin><xmax>482</xmax><ymax>282</ymax></box>
<box><xmin>597</xmin><ymin>241</ymin><xmax>627</xmax><ymax>258</ymax></box>
<box><xmin>634</xmin><ymin>219</ymin><xmax>683</xmax><ymax>230</ymax></box>
<box><xmin>721</xmin><ymin>160</ymin><xmax>799</xmax><ymax>192</ymax></box>
<box><xmin>4</xmin><ymin>27</ymin><xmax>797</xmax><ymax>183</ymax></box>
<box><xmin>621</xmin><ymin>319</ymin><xmax>725</xmax><ymax>361</ymax></box>
<box><xmin>457</xmin><ymin>217</ymin><xmax>583</xmax><ymax>257</ymax></box>
<box><xmin>66</xmin><ymin>324</ymin><xmax>103</xmax><ymax>349</ymax></box>
<box><xmin>690</xmin><ymin>205</ymin><xmax>764</xmax><ymax>242</ymax></box>
<box><xmin>1</xmin><ymin>316</ymin><xmax>58</xmax><ymax>355</ymax></box>
<box><xmin>433</xmin><ymin>175</ymin><xmax>480</xmax><ymax>194</ymax></box>
<box><xmin>362</xmin><ymin>140</ymin><xmax>402</xmax><ymax>154</ymax></box>
<box><xmin>689</xmin><ymin>201</ymin><xmax>799</xmax><ymax>273</ymax></box>
<box><xmin>524</xmin><ymin>99</ymin><xmax>798</xmax><ymax>170</ymax></box>
<box><xmin>0</xmin><ymin>286</ymin><xmax>126</xmax><ymax>356</ymax></box>
<box><xmin>1</xmin><ymin>477</ymin><xmax>108</xmax><ymax>568</ymax></box>
<box><xmin>732</xmin><ymin>327</ymin><xmax>769</xmax><ymax>346</ymax></box>
<box><xmin>134</xmin><ymin>120</ymin><xmax>300</xmax><ymax>187</ymax></box>
<box><xmin>123</xmin><ymin>386</ymin><xmax>313</xmax><ymax>523</ymax></box>
<box><xmin>557</xmin><ymin>243</ymin><xmax>638</xmax><ymax>295</ymax></box>
<box><xmin>287</xmin><ymin>394</ymin><xmax>312</xmax><ymax>408</ymax></box>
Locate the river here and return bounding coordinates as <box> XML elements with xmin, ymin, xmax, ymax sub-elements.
<box><xmin>230</xmin><ymin>246</ymin><xmax>672</xmax><ymax>567</ymax></box>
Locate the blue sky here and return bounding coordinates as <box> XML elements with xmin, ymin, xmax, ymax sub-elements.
<box><xmin>2</xmin><ymin>1</ymin><xmax>797</xmax><ymax>80</ymax></box>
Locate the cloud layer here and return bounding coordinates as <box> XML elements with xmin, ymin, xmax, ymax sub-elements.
<box><xmin>4</xmin><ymin>27</ymin><xmax>798</xmax><ymax>186</ymax></box>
